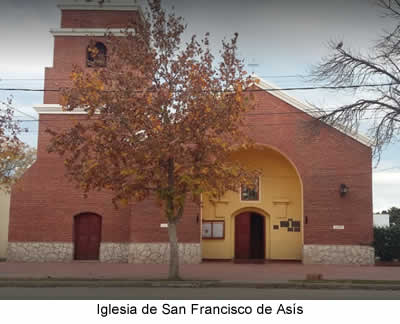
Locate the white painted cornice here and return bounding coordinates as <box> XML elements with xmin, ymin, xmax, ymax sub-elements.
<box><xmin>250</xmin><ymin>75</ymin><xmax>373</xmax><ymax>147</ymax></box>
<box><xmin>57</xmin><ymin>1</ymin><xmax>145</xmax><ymax>22</ymax></box>
<box><xmin>58</xmin><ymin>2</ymin><xmax>141</xmax><ymax>12</ymax></box>
<box><xmin>50</xmin><ymin>28</ymin><xmax>135</xmax><ymax>37</ymax></box>
<box><xmin>34</xmin><ymin>104</ymin><xmax>88</xmax><ymax>114</ymax></box>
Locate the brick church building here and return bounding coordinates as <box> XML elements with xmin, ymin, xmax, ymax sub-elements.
<box><xmin>7</xmin><ymin>0</ymin><xmax>375</xmax><ymax>265</ymax></box>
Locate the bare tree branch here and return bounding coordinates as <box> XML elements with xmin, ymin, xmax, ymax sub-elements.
<box><xmin>311</xmin><ymin>1</ymin><xmax>400</xmax><ymax>159</ymax></box>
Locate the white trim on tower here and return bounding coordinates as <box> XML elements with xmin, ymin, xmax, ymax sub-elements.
<box><xmin>50</xmin><ymin>28</ymin><xmax>135</xmax><ymax>37</ymax></box>
<box><xmin>34</xmin><ymin>104</ymin><xmax>88</xmax><ymax>114</ymax></box>
<box><xmin>57</xmin><ymin>2</ymin><xmax>142</xmax><ymax>12</ymax></box>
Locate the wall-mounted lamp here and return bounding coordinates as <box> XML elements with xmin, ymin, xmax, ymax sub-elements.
<box><xmin>340</xmin><ymin>184</ymin><xmax>349</xmax><ymax>197</ymax></box>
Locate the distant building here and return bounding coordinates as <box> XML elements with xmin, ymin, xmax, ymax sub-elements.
<box><xmin>373</xmin><ymin>213</ymin><xmax>390</xmax><ymax>227</ymax></box>
<box><xmin>0</xmin><ymin>189</ymin><xmax>10</xmax><ymax>260</ymax></box>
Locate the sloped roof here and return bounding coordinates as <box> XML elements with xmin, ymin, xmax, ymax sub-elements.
<box><xmin>250</xmin><ymin>75</ymin><xmax>372</xmax><ymax>147</ymax></box>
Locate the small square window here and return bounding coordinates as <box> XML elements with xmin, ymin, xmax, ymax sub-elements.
<box><xmin>212</xmin><ymin>222</ymin><xmax>224</xmax><ymax>238</ymax></box>
<box><xmin>202</xmin><ymin>222</ymin><xmax>212</xmax><ymax>238</ymax></box>
<box><xmin>202</xmin><ymin>221</ymin><xmax>225</xmax><ymax>239</ymax></box>
<box><xmin>241</xmin><ymin>177</ymin><xmax>260</xmax><ymax>201</ymax></box>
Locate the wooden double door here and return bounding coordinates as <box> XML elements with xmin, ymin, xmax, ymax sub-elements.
<box><xmin>235</xmin><ymin>212</ymin><xmax>265</xmax><ymax>260</ymax></box>
<box><xmin>74</xmin><ymin>213</ymin><xmax>102</xmax><ymax>260</ymax></box>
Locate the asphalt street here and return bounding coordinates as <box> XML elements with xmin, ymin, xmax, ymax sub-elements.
<box><xmin>0</xmin><ymin>287</ymin><xmax>399</xmax><ymax>299</ymax></box>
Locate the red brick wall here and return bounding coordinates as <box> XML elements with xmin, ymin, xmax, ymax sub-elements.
<box><xmin>9</xmin><ymin>6</ymin><xmax>200</xmax><ymax>245</ymax></box>
<box><xmin>9</xmin><ymin>112</ymin><xmax>200</xmax><ymax>243</ymax></box>
<box><xmin>9</xmin><ymin>113</ymin><xmax>129</xmax><ymax>242</ymax></box>
<box><xmin>44</xmin><ymin>36</ymin><xmax>108</xmax><ymax>104</ymax></box>
<box><xmin>130</xmin><ymin>197</ymin><xmax>200</xmax><ymax>243</ymax></box>
<box><xmin>61</xmin><ymin>10</ymin><xmax>140</xmax><ymax>29</ymax></box>
<box><xmin>245</xmin><ymin>89</ymin><xmax>373</xmax><ymax>245</ymax></box>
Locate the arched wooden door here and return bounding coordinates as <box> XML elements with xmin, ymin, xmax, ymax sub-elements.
<box><xmin>235</xmin><ymin>212</ymin><xmax>265</xmax><ymax>260</ymax></box>
<box><xmin>74</xmin><ymin>213</ymin><xmax>102</xmax><ymax>260</ymax></box>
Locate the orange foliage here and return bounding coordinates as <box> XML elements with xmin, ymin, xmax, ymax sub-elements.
<box><xmin>47</xmin><ymin>0</ymin><xmax>258</xmax><ymax>279</ymax></box>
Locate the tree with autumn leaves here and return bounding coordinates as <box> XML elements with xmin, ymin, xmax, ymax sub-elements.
<box><xmin>48</xmin><ymin>0</ymin><xmax>257</xmax><ymax>279</ymax></box>
<box><xmin>0</xmin><ymin>98</ymin><xmax>36</xmax><ymax>192</ymax></box>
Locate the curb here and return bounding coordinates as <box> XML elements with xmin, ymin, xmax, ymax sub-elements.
<box><xmin>0</xmin><ymin>279</ymin><xmax>399</xmax><ymax>290</ymax></box>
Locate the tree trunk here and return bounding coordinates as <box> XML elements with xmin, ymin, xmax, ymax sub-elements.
<box><xmin>168</xmin><ymin>220</ymin><xmax>180</xmax><ymax>280</ymax></box>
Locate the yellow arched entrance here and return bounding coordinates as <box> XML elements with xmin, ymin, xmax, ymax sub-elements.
<box><xmin>201</xmin><ymin>147</ymin><xmax>303</xmax><ymax>261</ymax></box>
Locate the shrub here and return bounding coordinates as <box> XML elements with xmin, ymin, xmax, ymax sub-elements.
<box><xmin>373</xmin><ymin>225</ymin><xmax>400</xmax><ymax>261</ymax></box>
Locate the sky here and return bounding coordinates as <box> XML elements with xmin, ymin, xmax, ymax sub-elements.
<box><xmin>0</xmin><ymin>0</ymin><xmax>399</xmax><ymax>211</ymax></box>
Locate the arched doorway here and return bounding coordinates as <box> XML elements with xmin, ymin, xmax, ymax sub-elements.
<box><xmin>201</xmin><ymin>146</ymin><xmax>302</xmax><ymax>261</ymax></box>
<box><xmin>74</xmin><ymin>213</ymin><xmax>102</xmax><ymax>260</ymax></box>
<box><xmin>235</xmin><ymin>212</ymin><xmax>265</xmax><ymax>261</ymax></box>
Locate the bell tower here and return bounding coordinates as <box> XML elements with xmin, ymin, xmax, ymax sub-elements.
<box><xmin>43</xmin><ymin>0</ymin><xmax>142</xmax><ymax>104</ymax></box>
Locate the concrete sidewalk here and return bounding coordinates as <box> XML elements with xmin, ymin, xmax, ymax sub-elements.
<box><xmin>0</xmin><ymin>261</ymin><xmax>399</xmax><ymax>282</ymax></box>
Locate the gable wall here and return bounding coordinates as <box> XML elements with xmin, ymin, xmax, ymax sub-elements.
<box><xmin>246</xmin><ymin>89</ymin><xmax>372</xmax><ymax>245</ymax></box>
<box><xmin>9</xmin><ymin>113</ymin><xmax>200</xmax><ymax>244</ymax></box>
